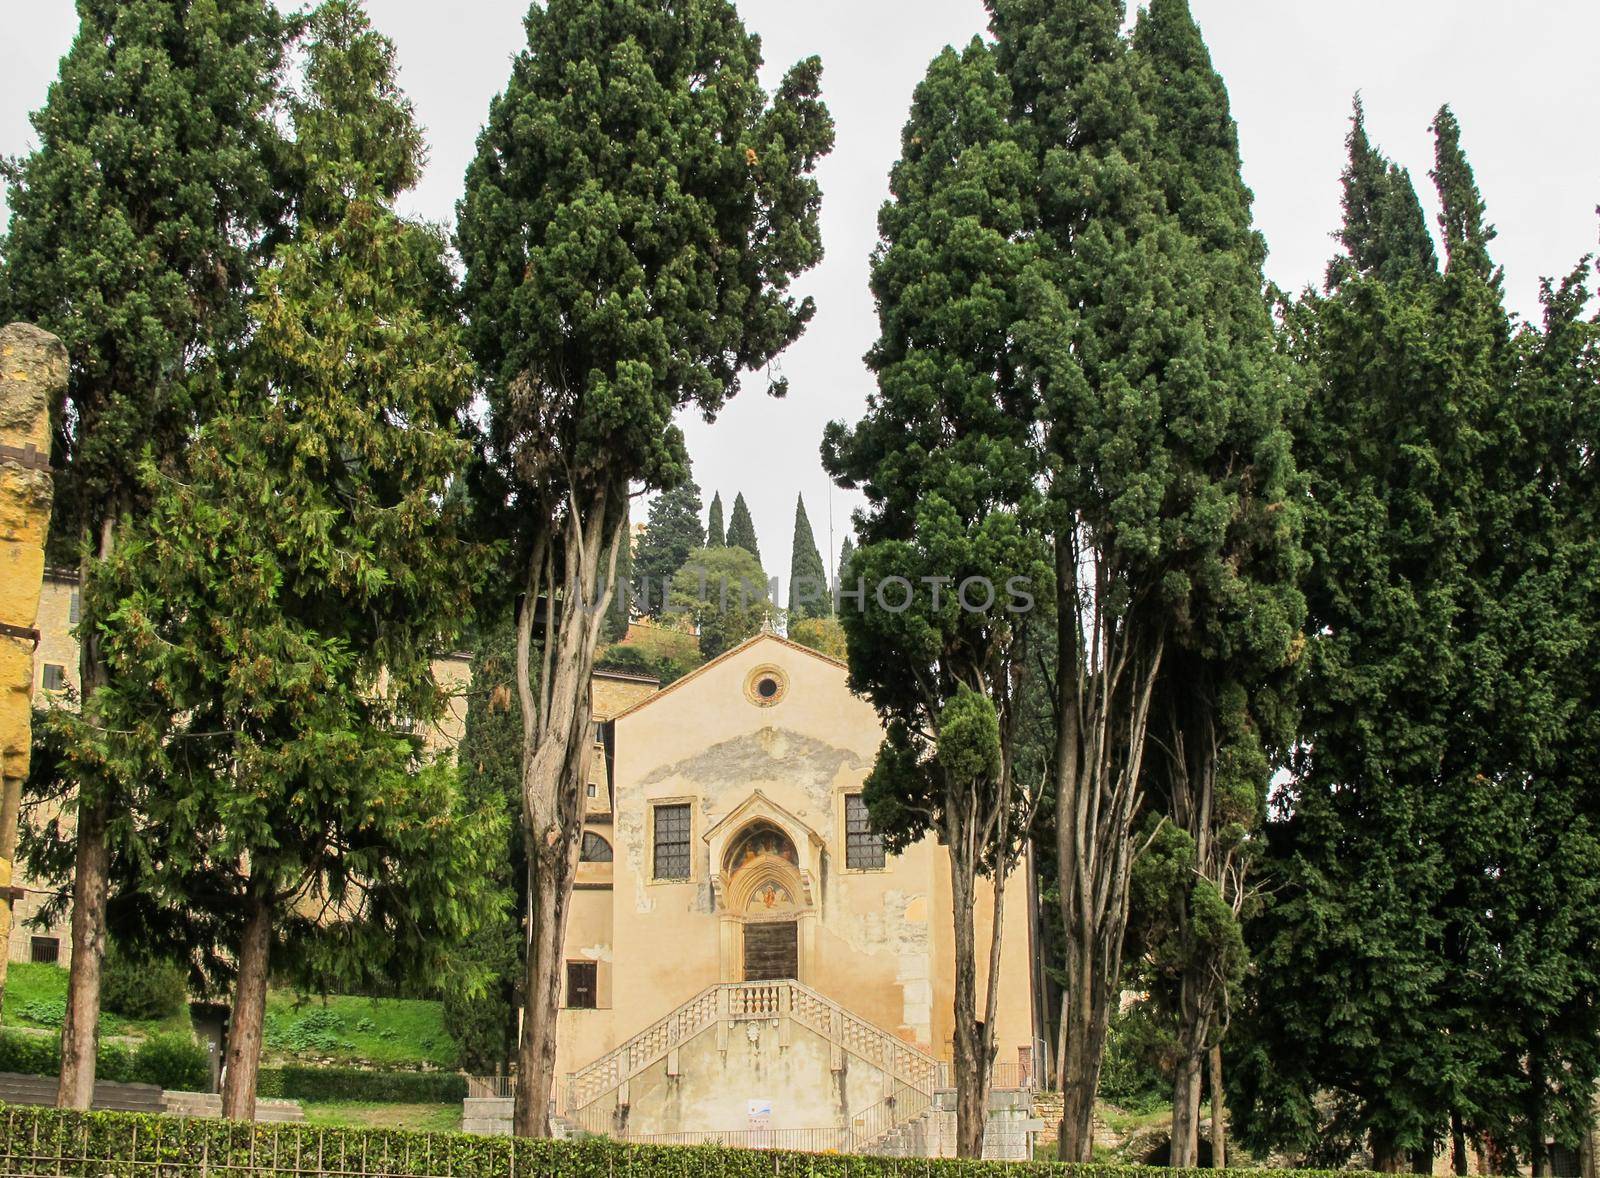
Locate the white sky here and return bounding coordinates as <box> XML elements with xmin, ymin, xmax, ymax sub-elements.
<box><xmin>5</xmin><ymin>1</ymin><xmax>1598</xmax><ymax>586</ymax></box>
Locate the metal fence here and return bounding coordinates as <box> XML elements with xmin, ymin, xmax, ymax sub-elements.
<box><xmin>1</xmin><ymin>1111</ymin><xmax>478</xmax><ymax>1178</ymax></box>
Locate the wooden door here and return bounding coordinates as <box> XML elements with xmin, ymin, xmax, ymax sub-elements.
<box><xmin>743</xmin><ymin>921</ymin><xmax>798</xmax><ymax>981</ymax></box>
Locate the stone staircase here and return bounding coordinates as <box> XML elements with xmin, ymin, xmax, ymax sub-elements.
<box><xmin>558</xmin><ymin>979</ymin><xmax>943</xmax><ymax>1150</ymax></box>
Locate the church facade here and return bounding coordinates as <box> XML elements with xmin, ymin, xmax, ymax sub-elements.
<box><xmin>552</xmin><ymin>632</ymin><xmax>1038</xmax><ymax>1148</ymax></box>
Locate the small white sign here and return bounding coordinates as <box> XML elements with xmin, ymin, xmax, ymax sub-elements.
<box><xmin>747</xmin><ymin>1098</ymin><xmax>773</xmax><ymax>1129</ymax></box>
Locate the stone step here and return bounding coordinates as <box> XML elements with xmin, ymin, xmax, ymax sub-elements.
<box><xmin>162</xmin><ymin>1091</ymin><xmax>305</xmax><ymax>1123</ymax></box>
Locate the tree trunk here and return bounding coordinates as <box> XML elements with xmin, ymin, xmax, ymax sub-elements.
<box><xmin>57</xmin><ymin>525</ymin><xmax>115</xmax><ymax>1109</ymax></box>
<box><xmin>1171</xmin><ymin>1050</ymin><xmax>1203</xmax><ymax>1168</ymax></box>
<box><xmin>1209</xmin><ymin>1044</ymin><xmax>1227</xmax><ymax>1169</ymax></box>
<box><xmin>510</xmin><ymin>488</ymin><xmax>625</xmax><ymax>1137</ymax></box>
<box><xmin>1413</xmin><ymin>1127</ymin><xmax>1439</xmax><ymax>1174</ymax></box>
<box><xmin>514</xmin><ymin>801</ymin><xmax>580</xmax><ymax>1137</ymax></box>
<box><xmin>1373</xmin><ymin>1134</ymin><xmax>1407</xmax><ymax>1173</ymax></box>
<box><xmin>949</xmin><ymin>843</ymin><xmax>993</xmax><ymax>1159</ymax></box>
<box><xmin>1051</xmin><ymin>536</ymin><xmax>1166</xmax><ymax>1163</ymax></box>
<box><xmin>1451</xmin><ymin>1108</ymin><xmax>1469</xmax><ymax>1176</ymax></box>
<box><xmin>56</xmin><ymin>794</ymin><xmax>108</xmax><ymax>1109</ymax></box>
<box><xmin>221</xmin><ymin>891</ymin><xmax>273</xmax><ymax>1120</ymax></box>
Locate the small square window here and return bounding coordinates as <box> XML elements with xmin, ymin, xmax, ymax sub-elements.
<box><xmin>566</xmin><ymin>961</ymin><xmax>598</xmax><ymax>1009</ymax></box>
<box><xmin>586</xmin><ymin>782</ymin><xmax>597</xmax><ymax>798</ymax></box>
<box><xmin>41</xmin><ymin>664</ymin><xmax>66</xmax><ymax>691</ymax></box>
<box><xmin>652</xmin><ymin>803</ymin><xmax>691</xmax><ymax>880</ymax></box>
<box><xmin>31</xmin><ymin>936</ymin><xmax>60</xmax><ymax>965</ymax></box>
<box><xmin>846</xmin><ymin>794</ymin><xmax>886</xmax><ymax>870</ymax></box>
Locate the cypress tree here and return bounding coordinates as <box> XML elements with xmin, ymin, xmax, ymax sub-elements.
<box><xmin>977</xmin><ymin>0</ymin><xmax>1305</xmax><ymax>1156</ymax></box>
<box><xmin>1126</xmin><ymin>2</ymin><xmax>1306</xmax><ymax>1164</ymax></box>
<box><xmin>835</xmin><ymin>534</ymin><xmax>855</xmax><ymax>610</ymax></box>
<box><xmin>823</xmin><ymin>36</ymin><xmax>1049</xmax><ymax>1153</ymax></box>
<box><xmin>786</xmin><ymin>494</ymin><xmax>828</xmax><ymax>620</ymax></box>
<box><xmin>457</xmin><ymin>0</ymin><xmax>832</xmax><ymax>1134</ymax></box>
<box><xmin>725</xmin><ymin>491</ymin><xmax>762</xmax><ymax>564</ymax></box>
<box><xmin>0</xmin><ymin>0</ymin><xmax>293</xmax><ymax>1108</ymax></box>
<box><xmin>707</xmin><ymin>491</ymin><xmax>726</xmax><ymax>547</ymax></box>
<box><xmin>632</xmin><ymin>472</ymin><xmax>704</xmax><ymax>617</ymax></box>
<box><xmin>82</xmin><ymin>0</ymin><xmax>499</xmax><ymax>1119</ymax></box>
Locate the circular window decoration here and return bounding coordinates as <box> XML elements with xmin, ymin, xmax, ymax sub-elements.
<box><xmin>744</xmin><ymin>664</ymin><xmax>788</xmax><ymax>707</ymax></box>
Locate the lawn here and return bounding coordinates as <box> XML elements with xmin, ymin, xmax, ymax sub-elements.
<box><xmin>262</xmin><ymin>991</ymin><xmax>457</xmax><ymax>1069</ymax></box>
<box><xmin>5</xmin><ymin>962</ymin><xmax>459</xmax><ymax>1070</ymax></box>
<box><xmin>0</xmin><ymin>962</ymin><xmax>184</xmax><ymax>1038</ymax></box>
<box><xmin>301</xmin><ymin>1101</ymin><xmax>462</xmax><ymax>1134</ymax></box>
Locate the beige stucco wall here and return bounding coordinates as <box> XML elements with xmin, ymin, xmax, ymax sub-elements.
<box><xmin>555</xmin><ymin>633</ymin><xmax>1036</xmax><ymax>1092</ymax></box>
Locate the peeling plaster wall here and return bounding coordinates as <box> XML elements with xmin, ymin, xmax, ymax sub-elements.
<box><xmin>622</xmin><ymin>1017</ymin><xmax>890</xmax><ymax>1137</ymax></box>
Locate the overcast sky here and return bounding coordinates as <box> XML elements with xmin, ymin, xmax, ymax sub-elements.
<box><xmin>5</xmin><ymin>2</ymin><xmax>1599</xmax><ymax>587</ymax></box>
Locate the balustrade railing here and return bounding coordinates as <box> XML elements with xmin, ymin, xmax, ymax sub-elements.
<box><xmin>561</xmin><ymin>978</ymin><xmax>946</xmax><ymax>1147</ymax></box>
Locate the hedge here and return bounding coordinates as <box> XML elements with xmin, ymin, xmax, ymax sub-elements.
<box><xmin>258</xmin><ymin>1065</ymin><xmax>468</xmax><ymax>1104</ymax></box>
<box><xmin>0</xmin><ymin>1028</ymin><xmax>206</xmax><ymax>1090</ymax></box>
<box><xmin>0</xmin><ymin>1104</ymin><xmax>1385</xmax><ymax>1178</ymax></box>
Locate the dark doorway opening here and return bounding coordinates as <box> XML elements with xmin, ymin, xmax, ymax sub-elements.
<box><xmin>743</xmin><ymin>921</ymin><xmax>798</xmax><ymax>981</ymax></box>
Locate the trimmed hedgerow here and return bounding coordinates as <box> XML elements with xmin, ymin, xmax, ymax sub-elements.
<box><xmin>257</xmin><ymin>1065</ymin><xmax>468</xmax><ymax>1104</ymax></box>
<box><xmin>0</xmin><ymin>1028</ymin><xmax>203</xmax><ymax>1087</ymax></box>
<box><xmin>0</xmin><ymin>1103</ymin><xmax>1384</xmax><ymax>1178</ymax></box>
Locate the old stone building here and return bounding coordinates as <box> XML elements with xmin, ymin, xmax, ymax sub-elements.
<box><xmin>548</xmin><ymin>632</ymin><xmax>1037</xmax><ymax>1153</ymax></box>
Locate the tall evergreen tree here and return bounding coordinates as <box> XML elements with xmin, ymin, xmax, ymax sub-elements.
<box><xmin>835</xmin><ymin>534</ymin><xmax>855</xmax><ymax>607</ymax></box>
<box><xmin>725</xmin><ymin>491</ymin><xmax>762</xmax><ymax>564</ymax></box>
<box><xmin>1128</xmin><ymin>2</ymin><xmax>1305</xmax><ymax>1163</ymax></box>
<box><xmin>79</xmin><ymin>0</ymin><xmax>500</xmax><ymax>1119</ymax></box>
<box><xmin>976</xmin><ymin>0</ymin><xmax>1303</xmax><ymax>1156</ymax></box>
<box><xmin>707</xmin><ymin>491</ymin><xmax>726</xmax><ymax>547</ymax></box>
<box><xmin>824</xmin><ymin>36</ymin><xmax>1049</xmax><ymax>1154</ymax></box>
<box><xmin>0</xmin><ymin>0</ymin><xmax>294</xmax><ymax>1108</ymax></box>
<box><xmin>631</xmin><ymin>472</ymin><xmax>704</xmax><ymax>617</ymax></box>
<box><xmin>786</xmin><ymin>494</ymin><xmax>828</xmax><ymax>620</ymax></box>
<box><xmin>1226</xmin><ymin>107</ymin><xmax>1583</xmax><ymax>1174</ymax></box>
<box><xmin>456</xmin><ymin>0</ymin><xmax>832</xmax><ymax>1134</ymax></box>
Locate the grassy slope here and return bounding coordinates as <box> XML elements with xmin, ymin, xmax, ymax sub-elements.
<box><xmin>5</xmin><ymin>963</ymin><xmax>458</xmax><ymax>1069</ymax></box>
<box><xmin>0</xmin><ymin>962</ymin><xmax>185</xmax><ymax>1038</ymax></box>
<box><xmin>262</xmin><ymin>991</ymin><xmax>457</xmax><ymax>1068</ymax></box>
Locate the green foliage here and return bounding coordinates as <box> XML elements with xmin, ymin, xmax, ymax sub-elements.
<box><xmin>447</xmin><ymin>612</ymin><xmax>523</xmax><ymax>1074</ymax></box>
<box><xmin>669</xmin><ymin>546</ymin><xmax>773</xmax><ymax>659</ymax></box>
<box><xmin>0</xmin><ymin>1103</ymin><xmax>1393</xmax><ymax>1178</ymax></box>
<box><xmin>261</xmin><ymin>992</ymin><xmax>459</xmax><ymax>1069</ymax></box>
<box><xmin>102</xmin><ymin>946</ymin><xmax>187</xmax><ymax>1023</ymax></box>
<box><xmin>76</xmin><ymin>0</ymin><xmax>501</xmax><ymax>1033</ymax></box>
<box><xmin>786</xmin><ymin>495</ymin><xmax>828</xmax><ymax>620</ymax></box>
<box><xmin>596</xmin><ymin>624</ymin><xmax>705</xmax><ymax>687</ymax></box>
<box><xmin>257</xmin><ymin>1067</ymin><xmax>468</xmax><ymax>1104</ymax></box>
<box><xmin>632</xmin><ymin>471</ymin><xmax>706</xmax><ymax>618</ymax></box>
<box><xmin>1098</xmin><ymin>1003</ymin><xmax>1176</xmax><ymax>1114</ymax></box>
<box><xmin>458</xmin><ymin>0</ymin><xmax>833</xmax><ymax>570</ymax></box>
<box><xmin>0</xmin><ymin>0</ymin><xmax>294</xmax><ymax>549</ymax></box>
<box><xmin>707</xmin><ymin>493</ymin><xmax>726</xmax><ymax>548</ymax></box>
<box><xmin>725</xmin><ymin>493</ymin><xmax>762</xmax><ymax>565</ymax></box>
<box><xmin>0</xmin><ymin>1028</ymin><xmax>204</xmax><ymax>1089</ymax></box>
<box><xmin>131</xmin><ymin>1034</ymin><xmax>210</xmax><ymax>1092</ymax></box>
<box><xmin>1232</xmin><ymin>102</ymin><xmax>1600</xmax><ymax>1171</ymax></box>
<box><xmin>787</xmin><ymin>615</ymin><xmax>847</xmax><ymax>662</ymax></box>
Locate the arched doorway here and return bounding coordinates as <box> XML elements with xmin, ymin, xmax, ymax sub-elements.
<box><xmin>722</xmin><ymin>820</ymin><xmax>807</xmax><ymax>982</ymax></box>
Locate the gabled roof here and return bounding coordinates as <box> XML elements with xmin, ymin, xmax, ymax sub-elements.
<box><xmin>608</xmin><ymin>630</ymin><xmax>847</xmax><ymax>724</ymax></box>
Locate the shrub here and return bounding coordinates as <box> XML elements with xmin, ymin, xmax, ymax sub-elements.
<box><xmin>256</xmin><ymin>1065</ymin><xmax>468</xmax><ymax>1104</ymax></box>
<box><xmin>102</xmin><ymin>947</ymin><xmax>188</xmax><ymax>1022</ymax></box>
<box><xmin>0</xmin><ymin>1028</ymin><xmax>194</xmax><ymax>1089</ymax></box>
<box><xmin>0</xmin><ymin>1104</ymin><xmax>1390</xmax><ymax>1178</ymax></box>
<box><xmin>132</xmin><ymin>1032</ymin><xmax>210</xmax><ymax>1092</ymax></box>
